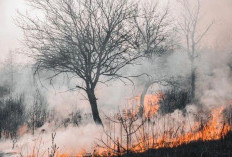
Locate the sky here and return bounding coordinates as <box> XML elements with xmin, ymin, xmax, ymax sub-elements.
<box><xmin>0</xmin><ymin>0</ymin><xmax>232</xmax><ymax>65</ymax></box>
<box><xmin>0</xmin><ymin>0</ymin><xmax>27</xmax><ymax>64</ymax></box>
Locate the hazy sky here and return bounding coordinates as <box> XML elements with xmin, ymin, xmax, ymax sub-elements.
<box><xmin>0</xmin><ymin>0</ymin><xmax>232</xmax><ymax>65</ymax></box>
<box><xmin>0</xmin><ymin>0</ymin><xmax>26</xmax><ymax>64</ymax></box>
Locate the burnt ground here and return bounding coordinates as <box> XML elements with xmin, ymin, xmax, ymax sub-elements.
<box><xmin>122</xmin><ymin>131</ymin><xmax>232</xmax><ymax>157</ymax></box>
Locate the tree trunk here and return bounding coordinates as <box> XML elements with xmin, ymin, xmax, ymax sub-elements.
<box><xmin>191</xmin><ymin>68</ymin><xmax>196</xmax><ymax>100</ymax></box>
<box><xmin>86</xmin><ymin>88</ymin><xmax>103</xmax><ymax>125</ymax></box>
<box><xmin>191</xmin><ymin>59</ymin><xmax>196</xmax><ymax>101</ymax></box>
<box><xmin>139</xmin><ymin>81</ymin><xmax>155</xmax><ymax>117</ymax></box>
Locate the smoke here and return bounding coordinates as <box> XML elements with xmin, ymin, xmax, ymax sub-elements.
<box><xmin>198</xmin><ymin>49</ymin><xmax>232</xmax><ymax>108</ymax></box>
<box><xmin>0</xmin><ymin>123</ymin><xmax>103</xmax><ymax>156</ymax></box>
<box><xmin>0</xmin><ymin>0</ymin><xmax>232</xmax><ymax>155</ymax></box>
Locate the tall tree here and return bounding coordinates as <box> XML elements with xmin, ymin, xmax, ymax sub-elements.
<box><xmin>17</xmin><ymin>0</ymin><xmax>141</xmax><ymax>125</ymax></box>
<box><xmin>178</xmin><ymin>0</ymin><xmax>213</xmax><ymax>100</ymax></box>
<box><xmin>131</xmin><ymin>1</ymin><xmax>175</xmax><ymax>116</ymax></box>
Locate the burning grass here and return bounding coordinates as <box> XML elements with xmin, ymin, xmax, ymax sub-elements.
<box><xmin>1</xmin><ymin>94</ymin><xmax>232</xmax><ymax>157</ymax></box>
<box><xmin>53</xmin><ymin>104</ymin><xmax>232</xmax><ymax>157</ymax></box>
<box><xmin>93</xmin><ymin>94</ymin><xmax>232</xmax><ymax>157</ymax></box>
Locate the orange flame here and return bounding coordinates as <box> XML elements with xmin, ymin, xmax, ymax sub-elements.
<box><xmin>133</xmin><ymin>106</ymin><xmax>232</xmax><ymax>152</ymax></box>
<box><xmin>123</xmin><ymin>93</ymin><xmax>162</xmax><ymax>118</ymax></box>
<box><xmin>29</xmin><ymin>94</ymin><xmax>232</xmax><ymax>157</ymax></box>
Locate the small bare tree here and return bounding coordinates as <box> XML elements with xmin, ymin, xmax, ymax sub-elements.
<box><xmin>17</xmin><ymin>0</ymin><xmax>141</xmax><ymax>125</ymax></box>
<box><xmin>97</xmin><ymin>109</ymin><xmax>145</xmax><ymax>155</ymax></box>
<box><xmin>178</xmin><ymin>0</ymin><xmax>213</xmax><ymax>100</ymax></box>
<box><xmin>28</xmin><ymin>89</ymin><xmax>47</xmax><ymax>135</ymax></box>
<box><xmin>48</xmin><ymin>132</ymin><xmax>59</xmax><ymax>157</ymax></box>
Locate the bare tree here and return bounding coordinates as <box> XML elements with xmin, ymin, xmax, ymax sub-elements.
<box><xmin>27</xmin><ymin>89</ymin><xmax>48</xmax><ymax>135</ymax></box>
<box><xmin>178</xmin><ymin>0</ymin><xmax>213</xmax><ymax>100</ymax></box>
<box><xmin>132</xmin><ymin>2</ymin><xmax>172</xmax><ymax>56</ymax></box>
<box><xmin>97</xmin><ymin>109</ymin><xmax>146</xmax><ymax>155</ymax></box>
<box><xmin>130</xmin><ymin>1</ymin><xmax>175</xmax><ymax>116</ymax></box>
<box><xmin>17</xmin><ymin>0</ymin><xmax>141</xmax><ymax>125</ymax></box>
<box><xmin>48</xmin><ymin>132</ymin><xmax>59</xmax><ymax>157</ymax></box>
<box><xmin>2</xmin><ymin>50</ymin><xmax>17</xmax><ymax>95</ymax></box>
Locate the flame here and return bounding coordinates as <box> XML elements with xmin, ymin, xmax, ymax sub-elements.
<box><xmin>18</xmin><ymin>124</ymin><xmax>28</xmax><ymax>136</ymax></box>
<box><xmin>55</xmin><ymin>105</ymin><xmax>231</xmax><ymax>157</ymax></box>
<box><xmin>123</xmin><ymin>93</ymin><xmax>162</xmax><ymax>118</ymax></box>
<box><xmin>133</xmin><ymin>107</ymin><xmax>232</xmax><ymax>152</ymax></box>
<box><xmin>28</xmin><ymin>94</ymin><xmax>232</xmax><ymax>157</ymax></box>
<box><xmin>141</xmin><ymin>94</ymin><xmax>162</xmax><ymax>118</ymax></box>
